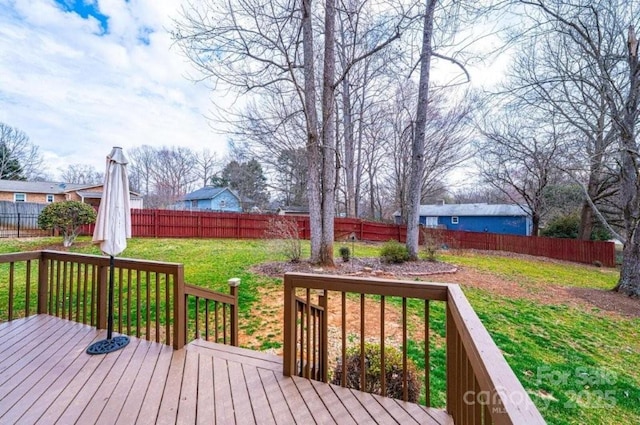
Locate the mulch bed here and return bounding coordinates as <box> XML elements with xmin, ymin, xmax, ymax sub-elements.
<box><xmin>253</xmin><ymin>257</ymin><xmax>458</xmax><ymax>278</ymax></box>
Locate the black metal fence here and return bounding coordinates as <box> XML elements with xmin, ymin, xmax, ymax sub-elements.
<box><xmin>0</xmin><ymin>213</ymin><xmax>53</xmax><ymax>238</ymax></box>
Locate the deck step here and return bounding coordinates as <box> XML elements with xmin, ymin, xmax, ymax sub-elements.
<box><xmin>186</xmin><ymin>338</ymin><xmax>453</xmax><ymax>424</ymax></box>
<box><xmin>185</xmin><ymin>338</ymin><xmax>283</xmax><ymax>372</ymax></box>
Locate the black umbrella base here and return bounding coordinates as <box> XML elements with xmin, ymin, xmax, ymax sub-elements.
<box><xmin>86</xmin><ymin>336</ymin><xmax>130</xmax><ymax>355</ymax></box>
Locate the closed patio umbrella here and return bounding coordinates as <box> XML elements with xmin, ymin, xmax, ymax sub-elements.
<box><xmin>87</xmin><ymin>147</ymin><xmax>132</xmax><ymax>355</ymax></box>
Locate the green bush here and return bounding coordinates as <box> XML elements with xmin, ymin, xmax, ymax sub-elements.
<box><xmin>38</xmin><ymin>201</ymin><xmax>96</xmax><ymax>247</ymax></box>
<box><xmin>541</xmin><ymin>213</ymin><xmax>579</xmax><ymax>239</ymax></box>
<box><xmin>380</xmin><ymin>240</ymin><xmax>409</xmax><ymax>264</ymax></box>
<box><xmin>541</xmin><ymin>213</ymin><xmax>611</xmax><ymax>240</ymax></box>
<box><xmin>339</xmin><ymin>246</ymin><xmax>351</xmax><ymax>262</ymax></box>
<box><xmin>330</xmin><ymin>342</ymin><xmax>421</xmax><ymax>402</ymax></box>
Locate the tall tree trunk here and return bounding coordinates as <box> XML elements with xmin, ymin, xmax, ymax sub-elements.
<box><xmin>531</xmin><ymin>212</ymin><xmax>540</xmax><ymax>237</ymax></box>
<box><xmin>579</xmin><ymin>101</ymin><xmax>607</xmax><ymax>241</ymax></box>
<box><xmin>302</xmin><ymin>0</ymin><xmax>323</xmax><ymax>263</ymax></box>
<box><xmin>342</xmin><ymin>75</ymin><xmax>356</xmax><ymax>217</ymax></box>
<box><xmin>319</xmin><ymin>0</ymin><xmax>337</xmax><ymax>266</ymax></box>
<box><xmin>615</xmin><ymin>25</ymin><xmax>640</xmax><ymax>296</ymax></box>
<box><xmin>616</xmin><ymin>141</ymin><xmax>640</xmax><ymax>295</ymax></box>
<box><xmin>577</xmin><ymin>201</ymin><xmax>593</xmax><ymax>240</ymax></box>
<box><xmin>406</xmin><ymin>0</ymin><xmax>436</xmax><ymax>260</ymax></box>
<box><xmin>355</xmin><ymin>62</ymin><xmax>368</xmax><ymax>218</ymax></box>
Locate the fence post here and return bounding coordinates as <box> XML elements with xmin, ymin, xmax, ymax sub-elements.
<box><xmin>17</xmin><ymin>213</ymin><xmax>20</xmax><ymax>238</ymax></box>
<box><xmin>154</xmin><ymin>209</ymin><xmax>160</xmax><ymax>238</ymax></box>
<box><xmin>174</xmin><ymin>265</ymin><xmax>186</xmax><ymax>349</ymax></box>
<box><xmin>37</xmin><ymin>252</ymin><xmax>49</xmax><ymax>314</ymax></box>
<box><xmin>228</xmin><ymin>278</ymin><xmax>241</xmax><ymax>346</ymax></box>
<box><xmin>446</xmin><ymin>303</ymin><xmax>459</xmax><ymax>423</ymax></box>
<box><xmin>283</xmin><ymin>274</ymin><xmax>297</xmax><ymax>376</ymax></box>
<box><xmin>318</xmin><ymin>289</ymin><xmax>328</xmax><ymax>383</ymax></box>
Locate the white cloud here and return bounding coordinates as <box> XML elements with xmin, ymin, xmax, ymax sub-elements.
<box><xmin>0</xmin><ymin>0</ymin><xmax>225</xmax><ymax>178</ymax></box>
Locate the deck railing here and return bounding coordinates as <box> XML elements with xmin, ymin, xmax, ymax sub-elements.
<box><xmin>184</xmin><ymin>279</ymin><xmax>239</xmax><ymax>346</ymax></box>
<box><xmin>283</xmin><ymin>272</ymin><xmax>545</xmax><ymax>425</ymax></box>
<box><xmin>0</xmin><ymin>250</ymin><xmax>239</xmax><ymax>350</ymax></box>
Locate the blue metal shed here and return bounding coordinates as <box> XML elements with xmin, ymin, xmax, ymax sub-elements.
<box><xmin>422</xmin><ymin>203</ymin><xmax>531</xmax><ymax>236</ymax></box>
<box><xmin>395</xmin><ymin>203</ymin><xmax>532</xmax><ymax>236</ymax></box>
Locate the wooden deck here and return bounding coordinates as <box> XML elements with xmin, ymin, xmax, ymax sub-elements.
<box><xmin>0</xmin><ymin>316</ymin><xmax>452</xmax><ymax>424</ymax></box>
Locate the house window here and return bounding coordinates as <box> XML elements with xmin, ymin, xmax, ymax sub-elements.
<box><xmin>451</xmin><ymin>216</ymin><xmax>459</xmax><ymax>224</ymax></box>
<box><xmin>219</xmin><ymin>200</ymin><xmax>226</xmax><ymax>208</ymax></box>
<box><xmin>46</xmin><ymin>194</ymin><xmax>54</xmax><ymax>203</ymax></box>
<box><xmin>14</xmin><ymin>193</ymin><xmax>26</xmax><ymax>202</ymax></box>
<box><xmin>191</xmin><ymin>200</ymin><xmax>197</xmax><ymax>208</ymax></box>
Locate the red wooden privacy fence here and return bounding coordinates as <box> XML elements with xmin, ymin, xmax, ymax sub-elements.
<box><xmin>83</xmin><ymin>209</ymin><xmax>616</xmax><ymax>267</ymax></box>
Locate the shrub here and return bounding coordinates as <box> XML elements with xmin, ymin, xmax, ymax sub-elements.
<box><xmin>541</xmin><ymin>212</ymin><xmax>611</xmax><ymax>240</ymax></box>
<box><xmin>339</xmin><ymin>246</ymin><xmax>351</xmax><ymax>262</ymax></box>
<box><xmin>264</xmin><ymin>217</ymin><xmax>302</xmax><ymax>262</ymax></box>
<box><xmin>331</xmin><ymin>342</ymin><xmax>421</xmax><ymax>403</ymax></box>
<box><xmin>38</xmin><ymin>201</ymin><xmax>97</xmax><ymax>247</ymax></box>
<box><xmin>420</xmin><ymin>227</ymin><xmax>441</xmax><ymax>262</ymax></box>
<box><xmin>380</xmin><ymin>240</ymin><xmax>409</xmax><ymax>264</ymax></box>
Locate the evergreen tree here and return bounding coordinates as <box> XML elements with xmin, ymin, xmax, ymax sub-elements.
<box><xmin>219</xmin><ymin>159</ymin><xmax>269</xmax><ymax>209</ymax></box>
<box><xmin>0</xmin><ymin>123</ymin><xmax>42</xmax><ymax>181</ymax></box>
<box><xmin>0</xmin><ymin>142</ymin><xmax>25</xmax><ymax>180</ymax></box>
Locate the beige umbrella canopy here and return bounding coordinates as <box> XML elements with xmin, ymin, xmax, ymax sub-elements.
<box><xmin>87</xmin><ymin>147</ymin><xmax>132</xmax><ymax>355</ymax></box>
<box><xmin>92</xmin><ymin>147</ymin><xmax>131</xmax><ymax>256</ymax></box>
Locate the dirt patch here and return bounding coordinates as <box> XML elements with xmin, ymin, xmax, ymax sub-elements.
<box><xmin>244</xmin><ymin>253</ymin><xmax>640</xmax><ymax>355</ymax></box>
<box><xmin>567</xmin><ymin>286</ymin><xmax>640</xmax><ymax>318</ymax></box>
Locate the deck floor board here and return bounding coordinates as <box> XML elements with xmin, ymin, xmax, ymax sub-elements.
<box><xmin>196</xmin><ymin>354</ymin><xmax>215</xmax><ymax>425</ymax></box>
<box><xmin>0</xmin><ymin>325</ymin><xmax>97</xmax><ymax>424</ymax></box>
<box><xmin>0</xmin><ymin>316</ymin><xmax>451</xmax><ymax>424</ymax></box>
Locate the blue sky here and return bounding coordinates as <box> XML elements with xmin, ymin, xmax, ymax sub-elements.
<box><xmin>0</xmin><ymin>0</ymin><xmax>225</xmax><ymax>177</ymax></box>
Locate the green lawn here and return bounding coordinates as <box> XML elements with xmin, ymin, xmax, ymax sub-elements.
<box><xmin>1</xmin><ymin>237</ymin><xmax>638</xmax><ymax>424</ymax></box>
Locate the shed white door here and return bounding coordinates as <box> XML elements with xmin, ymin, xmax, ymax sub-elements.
<box><xmin>424</xmin><ymin>216</ymin><xmax>438</xmax><ymax>228</ymax></box>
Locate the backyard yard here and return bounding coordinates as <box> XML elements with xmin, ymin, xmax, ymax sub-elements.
<box><xmin>0</xmin><ymin>236</ymin><xmax>638</xmax><ymax>425</ymax></box>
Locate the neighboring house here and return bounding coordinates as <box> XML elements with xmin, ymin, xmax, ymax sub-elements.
<box><xmin>0</xmin><ymin>180</ymin><xmax>143</xmax><ymax>209</ymax></box>
<box><xmin>179</xmin><ymin>187</ymin><xmax>242</xmax><ymax>212</ymax></box>
<box><xmin>394</xmin><ymin>203</ymin><xmax>532</xmax><ymax>236</ymax></box>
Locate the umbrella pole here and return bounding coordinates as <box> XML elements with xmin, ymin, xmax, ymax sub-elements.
<box><xmin>107</xmin><ymin>255</ymin><xmax>115</xmax><ymax>340</ymax></box>
<box><xmin>86</xmin><ymin>255</ymin><xmax>130</xmax><ymax>355</ymax></box>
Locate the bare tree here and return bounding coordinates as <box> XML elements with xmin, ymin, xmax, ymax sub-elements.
<box><xmin>452</xmin><ymin>185</ymin><xmax>509</xmax><ymax>204</ymax></box>
<box><xmin>59</xmin><ymin>164</ymin><xmax>104</xmax><ymax>185</ymax></box>
<box><xmin>127</xmin><ymin>145</ymin><xmax>198</xmax><ymax>208</ymax></box>
<box><xmin>405</xmin><ymin>0</ymin><xmax>437</xmax><ymax>259</ymax></box>
<box><xmin>389</xmin><ymin>78</ymin><xmax>473</xmax><ymax>227</ymax></box>
<box><xmin>150</xmin><ymin>146</ymin><xmax>198</xmax><ymax>202</ymax></box>
<box><xmin>0</xmin><ymin>123</ymin><xmax>44</xmax><ymax>181</ymax></box>
<box><xmin>515</xmin><ymin>0</ymin><xmax>640</xmax><ymax>295</ymax></box>
<box><xmin>503</xmin><ymin>23</ymin><xmax>620</xmax><ymax>240</ymax></box>
<box><xmin>175</xmin><ymin>0</ymin><xmax>409</xmax><ymax>265</ymax></box>
<box><xmin>128</xmin><ymin>145</ymin><xmax>157</xmax><ymax>195</ymax></box>
<box><xmin>476</xmin><ymin>109</ymin><xmax>566</xmax><ymax>236</ymax></box>
<box><xmin>193</xmin><ymin>149</ymin><xmax>220</xmax><ymax>187</ymax></box>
